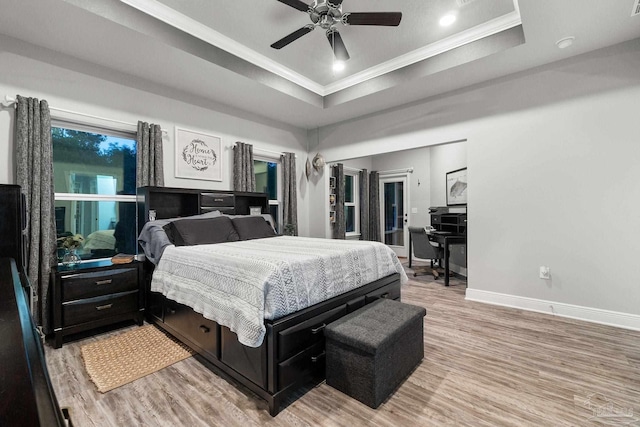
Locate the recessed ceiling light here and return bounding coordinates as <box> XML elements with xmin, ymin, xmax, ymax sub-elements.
<box><xmin>333</xmin><ymin>61</ymin><xmax>345</xmax><ymax>72</ymax></box>
<box><xmin>439</xmin><ymin>14</ymin><xmax>456</xmax><ymax>27</ymax></box>
<box><xmin>556</xmin><ymin>36</ymin><xmax>575</xmax><ymax>49</ymax></box>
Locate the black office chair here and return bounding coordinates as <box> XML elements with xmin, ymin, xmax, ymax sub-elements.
<box><xmin>408</xmin><ymin>226</ymin><xmax>444</xmax><ymax>279</ymax></box>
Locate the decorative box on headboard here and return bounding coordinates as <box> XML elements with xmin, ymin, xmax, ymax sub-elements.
<box><xmin>137</xmin><ymin>186</ymin><xmax>269</xmax><ymax>224</ymax></box>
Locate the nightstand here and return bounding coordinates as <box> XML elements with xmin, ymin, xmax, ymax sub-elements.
<box><xmin>51</xmin><ymin>259</ymin><xmax>144</xmax><ymax>348</ymax></box>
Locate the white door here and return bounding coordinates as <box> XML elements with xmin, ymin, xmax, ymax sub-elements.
<box><xmin>379</xmin><ymin>175</ymin><xmax>409</xmax><ymax>257</ymax></box>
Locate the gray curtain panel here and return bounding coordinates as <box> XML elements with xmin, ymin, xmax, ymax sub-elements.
<box><xmin>369</xmin><ymin>171</ymin><xmax>381</xmax><ymax>242</ymax></box>
<box><xmin>15</xmin><ymin>95</ymin><xmax>56</xmax><ymax>333</ymax></box>
<box><xmin>281</xmin><ymin>152</ymin><xmax>298</xmax><ymax>235</ymax></box>
<box><xmin>359</xmin><ymin>169</ymin><xmax>369</xmax><ymax>241</ymax></box>
<box><xmin>136</xmin><ymin>121</ymin><xmax>164</xmax><ymax>187</ymax></box>
<box><xmin>233</xmin><ymin>141</ymin><xmax>256</xmax><ymax>192</ymax></box>
<box><xmin>332</xmin><ymin>163</ymin><xmax>346</xmax><ymax>239</ymax></box>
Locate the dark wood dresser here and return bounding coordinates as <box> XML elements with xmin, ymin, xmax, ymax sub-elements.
<box><xmin>0</xmin><ymin>258</ymin><xmax>70</xmax><ymax>426</ymax></box>
<box><xmin>51</xmin><ymin>259</ymin><xmax>144</xmax><ymax>348</ymax></box>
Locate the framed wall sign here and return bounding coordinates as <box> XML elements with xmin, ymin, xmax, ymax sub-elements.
<box><xmin>446</xmin><ymin>167</ymin><xmax>467</xmax><ymax>206</ymax></box>
<box><xmin>175</xmin><ymin>128</ymin><xmax>222</xmax><ymax>181</ymax></box>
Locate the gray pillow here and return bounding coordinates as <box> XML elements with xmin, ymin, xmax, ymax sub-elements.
<box><xmin>232</xmin><ymin>216</ymin><xmax>277</xmax><ymax>240</ymax></box>
<box><xmin>138</xmin><ymin>210</ymin><xmax>222</xmax><ymax>264</ymax></box>
<box><xmin>223</xmin><ymin>213</ymin><xmax>277</xmax><ymax>232</ymax></box>
<box><xmin>167</xmin><ymin>216</ymin><xmax>240</xmax><ymax>246</ymax></box>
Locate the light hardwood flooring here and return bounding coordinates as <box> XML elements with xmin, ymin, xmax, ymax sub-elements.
<box><xmin>45</xmin><ymin>263</ymin><xmax>640</xmax><ymax>426</ymax></box>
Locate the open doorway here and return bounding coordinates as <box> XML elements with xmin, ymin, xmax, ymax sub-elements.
<box><xmin>380</xmin><ymin>174</ymin><xmax>409</xmax><ymax>257</ymax></box>
<box><xmin>336</xmin><ymin>140</ymin><xmax>467</xmax><ymax>276</ymax></box>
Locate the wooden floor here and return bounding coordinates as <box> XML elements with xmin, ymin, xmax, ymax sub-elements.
<box><xmin>45</xmin><ymin>263</ymin><xmax>640</xmax><ymax>426</ymax></box>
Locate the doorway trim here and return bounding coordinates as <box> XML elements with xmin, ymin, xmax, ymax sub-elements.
<box><xmin>379</xmin><ymin>171</ymin><xmax>411</xmax><ymax>258</ymax></box>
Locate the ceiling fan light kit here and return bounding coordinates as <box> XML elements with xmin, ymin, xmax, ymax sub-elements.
<box><xmin>272</xmin><ymin>0</ymin><xmax>402</xmax><ymax>63</ymax></box>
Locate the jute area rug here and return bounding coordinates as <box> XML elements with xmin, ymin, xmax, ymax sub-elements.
<box><xmin>81</xmin><ymin>325</ymin><xmax>193</xmax><ymax>393</ymax></box>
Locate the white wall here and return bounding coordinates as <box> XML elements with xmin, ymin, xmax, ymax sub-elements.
<box><xmin>310</xmin><ymin>40</ymin><xmax>640</xmax><ymax>327</ymax></box>
<box><xmin>0</xmin><ymin>36</ymin><xmax>310</xmax><ymax>235</ymax></box>
<box><xmin>430</xmin><ymin>142</ymin><xmax>467</xmax><ymax>207</ymax></box>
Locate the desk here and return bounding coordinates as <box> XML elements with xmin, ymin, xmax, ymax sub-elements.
<box><xmin>408</xmin><ymin>232</ymin><xmax>466</xmax><ymax>287</ymax></box>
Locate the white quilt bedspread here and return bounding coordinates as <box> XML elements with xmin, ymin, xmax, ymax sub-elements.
<box><xmin>151</xmin><ymin>236</ymin><xmax>408</xmax><ymax>347</ymax></box>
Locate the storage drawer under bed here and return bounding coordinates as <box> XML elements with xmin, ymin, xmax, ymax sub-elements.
<box><xmin>364</xmin><ymin>281</ymin><xmax>401</xmax><ymax>303</ymax></box>
<box><xmin>277</xmin><ymin>304</ymin><xmax>347</xmax><ymax>361</ymax></box>
<box><xmin>164</xmin><ymin>300</ymin><xmax>220</xmax><ymax>360</ymax></box>
<box><xmin>277</xmin><ymin>341</ymin><xmax>326</xmax><ymax>391</ymax></box>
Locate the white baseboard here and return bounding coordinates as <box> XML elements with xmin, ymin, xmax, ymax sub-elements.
<box><xmin>465</xmin><ymin>289</ymin><xmax>640</xmax><ymax>331</ymax></box>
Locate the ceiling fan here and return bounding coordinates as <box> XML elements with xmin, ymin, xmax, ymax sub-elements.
<box><xmin>271</xmin><ymin>0</ymin><xmax>402</xmax><ymax>61</ymax></box>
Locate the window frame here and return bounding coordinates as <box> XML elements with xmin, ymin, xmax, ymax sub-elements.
<box><xmin>344</xmin><ymin>169</ymin><xmax>360</xmax><ymax>237</ymax></box>
<box><xmin>52</xmin><ymin>121</ymin><xmax>137</xmax><ymax>263</ymax></box>
<box><xmin>253</xmin><ymin>154</ymin><xmax>282</xmax><ymax>233</ymax></box>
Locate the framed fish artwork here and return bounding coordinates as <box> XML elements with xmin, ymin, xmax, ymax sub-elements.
<box><xmin>446</xmin><ymin>167</ymin><xmax>467</xmax><ymax>206</ymax></box>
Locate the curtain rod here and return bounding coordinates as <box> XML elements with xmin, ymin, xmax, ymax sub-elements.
<box><xmin>225</xmin><ymin>144</ymin><xmax>296</xmax><ymax>159</ymax></box>
<box><xmin>330</xmin><ymin>165</ymin><xmax>414</xmax><ymax>175</ymax></box>
<box><xmin>2</xmin><ymin>95</ymin><xmax>167</xmax><ymax>135</ymax></box>
<box><xmin>328</xmin><ymin>163</ymin><xmax>363</xmax><ymax>172</ymax></box>
<box><xmin>378</xmin><ymin>167</ymin><xmax>414</xmax><ymax>175</ymax></box>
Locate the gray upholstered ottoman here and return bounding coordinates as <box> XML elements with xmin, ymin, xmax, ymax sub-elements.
<box><xmin>325</xmin><ymin>298</ymin><xmax>426</xmax><ymax>408</ymax></box>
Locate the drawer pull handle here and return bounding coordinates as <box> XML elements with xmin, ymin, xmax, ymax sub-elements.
<box><xmin>96</xmin><ymin>304</ymin><xmax>113</xmax><ymax>311</ymax></box>
<box><xmin>380</xmin><ymin>292</ymin><xmax>390</xmax><ymax>299</ymax></box>
<box><xmin>95</xmin><ymin>279</ymin><xmax>112</xmax><ymax>285</ymax></box>
<box><xmin>311</xmin><ymin>323</ymin><xmax>326</xmax><ymax>334</ymax></box>
<box><xmin>311</xmin><ymin>351</ymin><xmax>326</xmax><ymax>363</ymax></box>
<box><xmin>199</xmin><ymin>325</ymin><xmax>210</xmax><ymax>333</ymax></box>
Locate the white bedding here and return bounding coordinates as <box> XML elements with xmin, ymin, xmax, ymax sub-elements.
<box><xmin>151</xmin><ymin>236</ymin><xmax>408</xmax><ymax>347</ymax></box>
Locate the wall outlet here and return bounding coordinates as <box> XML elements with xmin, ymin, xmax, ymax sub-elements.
<box><xmin>539</xmin><ymin>266</ymin><xmax>550</xmax><ymax>279</ymax></box>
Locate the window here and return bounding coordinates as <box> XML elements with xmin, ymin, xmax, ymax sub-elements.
<box><xmin>52</xmin><ymin>125</ymin><xmax>137</xmax><ymax>262</ymax></box>
<box><xmin>254</xmin><ymin>158</ymin><xmax>281</xmax><ymax>232</ymax></box>
<box><xmin>344</xmin><ymin>171</ymin><xmax>360</xmax><ymax>235</ymax></box>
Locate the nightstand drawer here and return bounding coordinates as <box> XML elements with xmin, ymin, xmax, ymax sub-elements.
<box><xmin>61</xmin><ymin>267</ymin><xmax>138</xmax><ymax>301</ymax></box>
<box><xmin>62</xmin><ymin>290</ymin><xmax>138</xmax><ymax>326</ymax></box>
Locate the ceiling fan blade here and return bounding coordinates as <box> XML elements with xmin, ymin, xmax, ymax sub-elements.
<box><xmin>271</xmin><ymin>25</ymin><xmax>314</xmax><ymax>49</ymax></box>
<box><xmin>326</xmin><ymin>29</ymin><xmax>350</xmax><ymax>61</ymax></box>
<box><xmin>343</xmin><ymin>12</ymin><xmax>402</xmax><ymax>26</ymax></box>
<box><xmin>276</xmin><ymin>0</ymin><xmax>310</xmax><ymax>12</ymax></box>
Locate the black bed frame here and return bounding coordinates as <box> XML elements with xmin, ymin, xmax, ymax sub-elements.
<box><xmin>144</xmin><ymin>266</ymin><xmax>400</xmax><ymax>415</ymax></box>
<box><xmin>137</xmin><ymin>186</ymin><xmax>402</xmax><ymax>415</ymax></box>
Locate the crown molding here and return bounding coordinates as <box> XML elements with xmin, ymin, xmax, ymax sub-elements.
<box><xmin>120</xmin><ymin>0</ymin><xmax>521</xmax><ymax>99</ymax></box>
<box><xmin>119</xmin><ymin>0</ymin><xmax>325</xmax><ymax>95</ymax></box>
<box><xmin>324</xmin><ymin>11</ymin><xmax>522</xmax><ymax>95</ymax></box>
